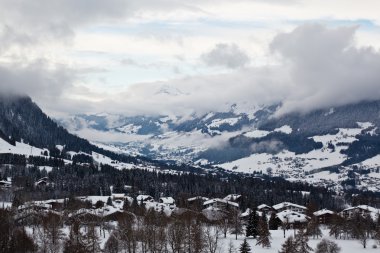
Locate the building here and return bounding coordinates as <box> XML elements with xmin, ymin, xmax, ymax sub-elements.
<box><xmin>136</xmin><ymin>195</ymin><xmax>154</xmax><ymax>203</ymax></box>
<box><xmin>273</xmin><ymin>202</ymin><xmax>307</xmax><ymax>214</ymax></box>
<box><xmin>276</xmin><ymin>210</ymin><xmax>310</xmax><ymax>229</ymax></box>
<box><xmin>257</xmin><ymin>204</ymin><xmax>274</xmax><ymax>213</ymax></box>
<box><xmin>159</xmin><ymin>197</ymin><xmax>175</xmax><ymax>206</ymax></box>
<box><xmin>340</xmin><ymin>205</ymin><xmax>379</xmax><ymax>220</ymax></box>
<box><xmin>0</xmin><ymin>180</ymin><xmax>11</xmax><ymax>188</ymax></box>
<box><xmin>187</xmin><ymin>196</ymin><xmax>209</xmax><ymax>210</ymax></box>
<box><xmin>203</xmin><ymin>198</ymin><xmax>239</xmax><ymax>211</ymax></box>
<box><xmin>313</xmin><ymin>209</ymin><xmax>335</xmax><ymax>224</ymax></box>
<box><xmin>223</xmin><ymin>194</ymin><xmax>241</xmax><ymax>202</ymax></box>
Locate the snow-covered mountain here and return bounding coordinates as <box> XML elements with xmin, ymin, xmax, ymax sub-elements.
<box><xmin>59</xmin><ymin>100</ymin><xmax>380</xmax><ymax>192</ymax></box>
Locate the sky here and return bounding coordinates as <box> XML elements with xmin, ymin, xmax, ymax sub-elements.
<box><xmin>1</xmin><ymin>0</ymin><xmax>380</xmax><ymax>117</ymax></box>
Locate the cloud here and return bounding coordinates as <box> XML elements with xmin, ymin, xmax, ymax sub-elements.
<box><xmin>201</xmin><ymin>43</ymin><xmax>250</xmax><ymax>69</ymax></box>
<box><xmin>250</xmin><ymin>140</ymin><xmax>285</xmax><ymax>154</ymax></box>
<box><xmin>0</xmin><ymin>60</ymin><xmax>75</xmax><ymax>100</ymax></box>
<box><xmin>270</xmin><ymin>24</ymin><xmax>380</xmax><ymax>115</ymax></box>
<box><xmin>1</xmin><ymin>0</ymin><xmax>380</xmax><ymax>120</ymax></box>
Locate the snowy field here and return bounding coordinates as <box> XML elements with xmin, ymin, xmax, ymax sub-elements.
<box><xmin>219</xmin><ymin>229</ymin><xmax>377</xmax><ymax>253</ymax></box>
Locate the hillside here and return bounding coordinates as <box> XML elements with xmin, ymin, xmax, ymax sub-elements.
<box><xmin>59</xmin><ymin>100</ymin><xmax>380</xmax><ymax>192</ymax></box>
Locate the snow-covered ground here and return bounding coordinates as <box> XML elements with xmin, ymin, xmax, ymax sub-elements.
<box><xmin>219</xmin><ymin>229</ymin><xmax>378</xmax><ymax>253</ymax></box>
<box><xmin>0</xmin><ymin>138</ymin><xmax>48</xmax><ymax>157</ymax></box>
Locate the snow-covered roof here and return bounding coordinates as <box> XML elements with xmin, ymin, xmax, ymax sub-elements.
<box><xmin>313</xmin><ymin>209</ymin><xmax>334</xmax><ymax>216</ymax></box>
<box><xmin>223</xmin><ymin>194</ymin><xmax>241</xmax><ymax>201</ymax></box>
<box><xmin>18</xmin><ymin>202</ymin><xmax>52</xmax><ymax>211</ymax></box>
<box><xmin>160</xmin><ymin>197</ymin><xmax>175</xmax><ymax>204</ymax></box>
<box><xmin>257</xmin><ymin>204</ymin><xmax>272</xmax><ymax>210</ymax></box>
<box><xmin>341</xmin><ymin>205</ymin><xmax>379</xmax><ymax>220</ymax></box>
<box><xmin>276</xmin><ymin>210</ymin><xmax>310</xmax><ymax>223</ymax></box>
<box><xmin>240</xmin><ymin>208</ymin><xmax>252</xmax><ymax>218</ymax></box>
<box><xmin>136</xmin><ymin>195</ymin><xmax>154</xmax><ymax>202</ymax></box>
<box><xmin>187</xmin><ymin>196</ymin><xmax>209</xmax><ymax>202</ymax></box>
<box><xmin>203</xmin><ymin>198</ymin><xmax>239</xmax><ymax>208</ymax></box>
<box><xmin>342</xmin><ymin>205</ymin><xmax>379</xmax><ymax>213</ymax></box>
<box><xmin>145</xmin><ymin>201</ymin><xmax>175</xmax><ymax>216</ymax></box>
<box><xmin>273</xmin><ymin>202</ymin><xmax>307</xmax><ymax>210</ymax></box>
<box><xmin>112</xmin><ymin>193</ymin><xmax>125</xmax><ymax>198</ymax></box>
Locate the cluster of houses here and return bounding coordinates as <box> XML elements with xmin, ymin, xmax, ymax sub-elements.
<box><xmin>187</xmin><ymin>195</ymin><xmax>380</xmax><ymax>228</ymax></box>
<box><xmin>2</xmin><ymin>191</ymin><xmax>380</xmax><ymax>229</ymax></box>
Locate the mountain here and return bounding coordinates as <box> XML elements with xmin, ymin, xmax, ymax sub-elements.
<box><xmin>59</xmin><ymin>100</ymin><xmax>380</xmax><ymax>192</ymax></box>
<box><xmin>0</xmin><ymin>94</ymin><xmax>158</xmax><ymax>166</ymax></box>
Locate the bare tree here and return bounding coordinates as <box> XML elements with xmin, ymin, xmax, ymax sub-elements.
<box><xmin>205</xmin><ymin>225</ymin><xmax>220</xmax><ymax>253</ymax></box>
<box><xmin>167</xmin><ymin>221</ymin><xmax>185</xmax><ymax>253</ymax></box>
<box><xmin>315</xmin><ymin>238</ymin><xmax>341</xmax><ymax>253</ymax></box>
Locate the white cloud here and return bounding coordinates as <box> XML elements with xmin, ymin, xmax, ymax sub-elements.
<box><xmin>201</xmin><ymin>43</ymin><xmax>250</xmax><ymax>69</ymax></box>
<box><xmin>1</xmin><ymin>0</ymin><xmax>380</xmax><ymax>120</ymax></box>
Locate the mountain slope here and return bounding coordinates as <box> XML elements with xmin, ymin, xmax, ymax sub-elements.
<box><xmin>0</xmin><ymin>94</ymin><xmax>143</xmax><ymax>163</ymax></box>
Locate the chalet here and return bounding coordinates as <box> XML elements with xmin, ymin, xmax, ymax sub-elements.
<box><xmin>0</xmin><ymin>180</ymin><xmax>11</xmax><ymax>188</ymax></box>
<box><xmin>340</xmin><ymin>205</ymin><xmax>379</xmax><ymax>220</ymax></box>
<box><xmin>257</xmin><ymin>204</ymin><xmax>274</xmax><ymax>213</ymax></box>
<box><xmin>313</xmin><ymin>209</ymin><xmax>334</xmax><ymax>224</ymax></box>
<box><xmin>159</xmin><ymin>197</ymin><xmax>176</xmax><ymax>208</ymax></box>
<box><xmin>203</xmin><ymin>198</ymin><xmax>239</xmax><ymax>211</ymax></box>
<box><xmin>34</xmin><ymin>177</ymin><xmax>50</xmax><ymax>188</ymax></box>
<box><xmin>276</xmin><ymin>210</ymin><xmax>310</xmax><ymax>229</ymax></box>
<box><xmin>223</xmin><ymin>194</ymin><xmax>241</xmax><ymax>202</ymax></box>
<box><xmin>112</xmin><ymin>193</ymin><xmax>125</xmax><ymax>200</ymax></box>
<box><xmin>187</xmin><ymin>196</ymin><xmax>209</xmax><ymax>203</ymax></box>
<box><xmin>136</xmin><ymin>195</ymin><xmax>154</xmax><ymax>203</ymax></box>
<box><xmin>273</xmin><ymin>202</ymin><xmax>307</xmax><ymax>214</ymax></box>
<box><xmin>187</xmin><ymin>196</ymin><xmax>209</xmax><ymax>210</ymax></box>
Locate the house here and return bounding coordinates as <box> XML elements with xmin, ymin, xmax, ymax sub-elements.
<box><xmin>257</xmin><ymin>204</ymin><xmax>274</xmax><ymax>213</ymax></box>
<box><xmin>276</xmin><ymin>210</ymin><xmax>310</xmax><ymax>229</ymax></box>
<box><xmin>313</xmin><ymin>209</ymin><xmax>334</xmax><ymax>224</ymax></box>
<box><xmin>340</xmin><ymin>205</ymin><xmax>379</xmax><ymax>220</ymax></box>
<box><xmin>112</xmin><ymin>193</ymin><xmax>125</xmax><ymax>200</ymax></box>
<box><xmin>34</xmin><ymin>177</ymin><xmax>50</xmax><ymax>188</ymax></box>
<box><xmin>136</xmin><ymin>195</ymin><xmax>154</xmax><ymax>203</ymax></box>
<box><xmin>187</xmin><ymin>196</ymin><xmax>209</xmax><ymax>210</ymax></box>
<box><xmin>273</xmin><ymin>202</ymin><xmax>307</xmax><ymax>214</ymax></box>
<box><xmin>203</xmin><ymin>198</ymin><xmax>239</xmax><ymax>211</ymax></box>
<box><xmin>0</xmin><ymin>180</ymin><xmax>11</xmax><ymax>188</ymax></box>
<box><xmin>159</xmin><ymin>197</ymin><xmax>175</xmax><ymax>208</ymax></box>
<box><xmin>223</xmin><ymin>194</ymin><xmax>241</xmax><ymax>202</ymax></box>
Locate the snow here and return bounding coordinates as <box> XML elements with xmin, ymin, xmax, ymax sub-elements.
<box><xmin>116</xmin><ymin>124</ymin><xmax>142</xmax><ymax>134</ymax></box>
<box><xmin>272</xmin><ymin>202</ymin><xmax>307</xmax><ymax>211</ymax></box>
<box><xmin>314</xmin><ymin>209</ymin><xmax>334</xmax><ymax>216</ymax></box>
<box><xmin>0</xmin><ymin>138</ymin><xmax>48</xmax><ymax>157</ymax></box>
<box><xmin>159</xmin><ymin>197</ymin><xmax>175</xmax><ymax>204</ymax></box>
<box><xmin>223</xmin><ymin>194</ymin><xmax>241</xmax><ymax>201</ymax></box>
<box><xmin>0</xmin><ymin>201</ymin><xmax>12</xmax><ymax>209</ymax></box>
<box><xmin>208</xmin><ymin>117</ymin><xmax>240</xmax><ymax>128</ymax></box>
<box><xmin>219</xmin><ymin>124</ymin><xmax>373</xmax><ymax>186</ymax></box>
<box><xmin>187</xmin><ymin>196</ymin><xmax>209</xmax><ymax>202</ymax></box>
<box><xmin>218</xmin><ymin>229</ymin><xmax>379</xmax><ymax>253</ymax></box>
<box><xmin>203</xmin><ymin>198</ymin><xmax>239</xmax><ymax>208</ymax></box>
<box><xmin>243</xmin><ymin>129</ymin><xmax>270</xmax><ymax>138</ymax></box>
<box><xmin>276</xmin><ymin>210</ymin><xmax>309</xmax><ymax>223</ymax></box>
<box><xmin>274</xmin><ymin>125</ymin><xmax>293</xmax><ymax>134</ymax></box>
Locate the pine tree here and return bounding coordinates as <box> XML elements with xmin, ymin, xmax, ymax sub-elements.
<box><xmin>295</xmin><ymin>229</ymin><xmax>313</xmax><ymax>253</ymax></box>
<box><xmin>278</xmin><ymin>236</ymin><xmax>297</xmax><ymax>253</ymax></box>
<box><xmin>239</xmin><ymin>239</ymin><xmax>251</xmax><ymax>253</ymax></box>
<box><xmin>246</xmin><ymin>208</ymin><xmax>259</xmax><ymax>238</ymax></box>
<box><xmin>256</xmin><ymin>216</ymin><xmax>271</xmax><ymax>248</ymax></box>
<box><xmin>107</xmin><ymin>196</ymin><xmax>113</xmax><ymax>206</ymax></box>
<box><xmin>268</xmin><ymin>212</ymin><xmax>280</xmax><ymax>230</ymax></box>
<box><xmin>306</xmin><ymin>217</ymin><xmax>322</xmax><ymax>239</ymax></box>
